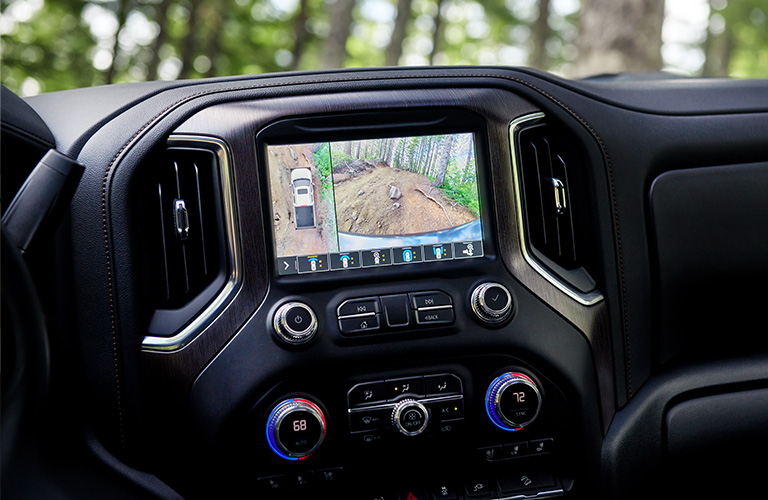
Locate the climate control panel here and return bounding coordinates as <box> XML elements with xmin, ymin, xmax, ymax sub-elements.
<box><xmin>250</xmin><ymin>357</ymin><xmax>574</xmax><ymax>499</ymax></box>
<box><xmin>347</xmin><ymin>373</ymin><xmax>464</xmax><ymax>443</ymax></box>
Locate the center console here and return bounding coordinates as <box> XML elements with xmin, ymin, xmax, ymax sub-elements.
<box><xmin>158</xmin><ymin>88</ymin><xmax>606</xmax><ymax>500</ymax></box>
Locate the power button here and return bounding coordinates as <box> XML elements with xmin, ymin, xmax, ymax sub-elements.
<box><xmin>273</xmin><ymin>302</ymin><xmax>318</xmax><ymax>345</ymax></box>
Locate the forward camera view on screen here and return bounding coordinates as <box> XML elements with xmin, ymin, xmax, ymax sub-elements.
<box><xmin>267</xmin><ymin>133</ymin><xmax>483</xmax><ymax>274</ymax></box>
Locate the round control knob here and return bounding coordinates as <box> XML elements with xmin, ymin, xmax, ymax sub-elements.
<box><xmin>266</xmin><ymin>398</ymin><xmax>326</xmax><ymax>460</ymax></box>
<box><xmin>273</xmin><ymin>302</ymin><xmax>318</xmax><ymax>345</ymax></box>
<box><xmin>391</xmin><ymin>399</ymin><xmax>429</xmax><ymax>437</ymax></box>
<box><xmin>471</xmin><ymin>282</ymin><xmax>514</xmax><ymax>324</ymax></box>
<box><xmin>485</xmin><ymin>372</ymin><xmax>542</xmax><ymax>431</ymax></box>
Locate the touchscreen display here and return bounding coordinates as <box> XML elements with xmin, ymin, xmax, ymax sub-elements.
<box><xmin>266</xmin><ymin>133</ymin><xmax>483</xmax><ymax>275</ymax></box>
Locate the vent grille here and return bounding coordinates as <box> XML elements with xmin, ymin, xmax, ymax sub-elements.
<box><xmin>513</xmin><ymin>117</ymin><xmax>599</xmax><ymax>299</ymax></box>
<box><xmin>519</xmin><ymin>123</ymin><xmax>578</xmax><ymax>270</ymax></box>
<box><xmin>152</xmin><ymin>147</ymin><xmax>223</xmax><ymax>309</ymax></box>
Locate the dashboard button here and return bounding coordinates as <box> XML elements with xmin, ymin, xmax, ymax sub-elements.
<box><xmin>385</xmin><ymin>376</ymin><xmax>424</xmax><ymax>400</ymax></box>
<box><xmin>530</xmin><ymin>438</ymin><xmax>554</xmax><ymax>455</ymax></box>
<box><xmin>316</xmin><ymin>467</ymin><xmax>343</xmax><ymax>484</ymax></box>
<box><xmin>424</xmin><ymin>374</ymin><xmax>462</xmax><ymax>396</ymax></box>
<box><xmin>410</xmin><ymin>290</ymin><xmax>452</xmax><ymax>309</ymax></box>
<box><xmin>349</xmin><ymin>408</ymin><xmax>389</xmax><ymax>432</ymax></box>
<box><xmin>503</xmin><ymin>441</ymin><xmax>529</xmax><ymax>459</ymax></box>
<box><xmin>426</xmin><ymin>399</ymin><xmax>464</xmax><ymax>421</ymax></box>
<box><xmin>391</xmin><ymin>400</ymin><xmax>429</xmax><ymax>436</ymax></box>
<box><xmin>381</xmin><ymin>294</ymin><xmax>411</xmax><ymax>327</ymax></box>
<box><xmin>397</xmin><ymin>489</ymin><xmax>428</xmax><ymax>500</ymax></box>
<box><xmin>339</xmin><ymin>314</ymin><xmax>381</xmax><ymax>335</ymax></box>
<box><xmin>478</xmin><ymin>445</ymin><xmax>502</xmax><ymax>462</ymax></box>
<box><xmin>338</xmin><ymin>297</ymin><xmax>380</xmax><ymax>317</ymax></box>
<box><xmin>348</xmin><ymin>381</ymin><xmax>387</xmax><ymax>406</ymax></box>
<box><xmin>496</xmin><ymin>471</ymin><xmax>554</xmax><ymax>494</ymax></box>
<box><xmin>273</xmin><ymin>302</ymin><xmax>318</xmax><ymax>345</ymax></box>
<box><xmin>257</xmin><ymin>475</ymin><xmax>286</xmax><ymax>492</ymax></box>
<box><xmin>471</xmin><ymin>282</ymin><xmax>514</xmax><ymax>324</ymax></box>
<box><xmin>415</xmin><ymin>307</ymin><xmax>454</xmax><ymax>325</ymax></box>
<box><xmin>431</xmin><ymin>483</ymin><xmax>458</xmax><ymax>500</ymax></box>
<box><xmin>430</xmin><ymin>419</ymin><xmax>463</xmax><ymax>436</ymax></box>
<box><xmin>287</xmin><ymin>471</ymin><xmax>314</xmax><ymax>488</ymax></box>
<box><xmin>464</xmin><ymin>479</ymin><xmax>493</xmax><ymax>498</ymax></box>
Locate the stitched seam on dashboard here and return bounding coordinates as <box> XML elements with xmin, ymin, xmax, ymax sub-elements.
<box><xmin>101</xmin><ymin>71</ymin><xmax>630</xmax><ymax>446</ymax></box>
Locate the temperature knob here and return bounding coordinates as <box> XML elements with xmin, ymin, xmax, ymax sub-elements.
<box><xmin>391</xmin><ymin>399</ymin><xmax>429</xmax><ymax>436</ymax></box>
<box><xmin>266</xmin><ymin>398</ymin><xmax>326</xmax><ymax>460</ymax></box>
<box><xmin>485</xmin><ymin>372</ymin><xmax>542</xmax><ymax>431</ymax></box>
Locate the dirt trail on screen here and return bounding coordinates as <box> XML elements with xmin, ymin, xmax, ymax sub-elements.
<box><xmin>270</xmin><ymin>144</ymin><xmax>334</xmax><ymax>256</ymax></box>
<box><xmin>333</xmin><ymin>165</ymin><xmax>476</xmax><ymax>236</ymax></box>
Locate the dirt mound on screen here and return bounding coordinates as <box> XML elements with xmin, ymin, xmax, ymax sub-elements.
<box><xmin>333</xmin><ymin>165</ymin><xmax>476</xmax><ymax>236</ymax></box>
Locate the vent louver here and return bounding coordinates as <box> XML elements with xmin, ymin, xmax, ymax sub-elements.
<box><xmin>137</xmin><ymin>137</ymin><xmax>241</xmax><ymax>350</ymax></box>
<box><xmin>513</xmin><ymin>116</ymin><xmax>600</xmax><ymax>302</ymax></box>
<box><xmin>153</xmin><ymin>147</ymin><xmax>223</xmax><ymax>309</ymax></box>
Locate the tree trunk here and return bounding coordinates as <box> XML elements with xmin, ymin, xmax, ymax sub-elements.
<box><xmin>322</xmin><ymin>0</ymin><xmax>355</xmax><ymax>69</ymax></box>
<box><xmin>105</xmin><ymin>0</ymin><xmax>129</xmax><ymax>84</ymax></box>
<box><xmin>147</xmin><ymin>0</ymin><xmax>174</xmax><ymax>81</ymax></box>
<box><xmin>202</xmin><ymin>0</ymin><xmax>225</xmax><ymax>77</ymax></box>
<box><xmin>290</xmin><ymin>0</ymin><xmax>310</xmax><ymax>70</ymax></box>
<box><xmin>702</xmin><ymin>3</ymin><xmax>734</xmax><ymax>77</ymax></box>
<box><xmin>529</xmin><ymin>0</ymin><xmax>551</xmax><ymax>70</ymax></box>
<box><xmin>429</xmin><ymin>0</ymin><xmax>446</xmax><ymax>64</ymax></box>
<box><xmin>434</xmin><ymin>134</ymin><xmax>453</xmax><ymax>187</ymax></box>
<box><xmin>179</xmin><ymin>0</ymin><xmax>204</xmax><ymax>79</ymax></box>
<box><xmin>574</xmin><ymin>0</ymin><xmax>665</xmax><ymax>77</ymax></box>
<box><xmin>385</xmin><ymin>0</ymin><xmax>412</xmax><ymax>66</ymax></box>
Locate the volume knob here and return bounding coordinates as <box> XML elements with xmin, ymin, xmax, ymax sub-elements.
<box><xmin>485</xmin><ymin>372</ymin><xmax>542</xmax><ymax>431</ymax></box>
<box><xmin>273</xmin><ymin>302</ymin><xmax>318</xmax><ymax>345</ymax></box>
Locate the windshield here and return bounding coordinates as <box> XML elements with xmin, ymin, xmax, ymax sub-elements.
<box><xmin>1</xmin><ymin>0</ymin><xmax>766</xmax><ymax>96</ymax></box>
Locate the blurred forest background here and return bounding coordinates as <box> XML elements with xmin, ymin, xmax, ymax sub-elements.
<box><xmin>2</xmin><ymin>0</ymin><xmax>766</xmax><ymax>96</ymax></box>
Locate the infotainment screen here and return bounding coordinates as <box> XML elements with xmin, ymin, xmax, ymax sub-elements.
<box><xmin>266</xmin><ymin>133</ymin><xmax>483</xmax><ymax>275</ymax></box>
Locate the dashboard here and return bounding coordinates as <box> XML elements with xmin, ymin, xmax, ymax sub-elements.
<box><xmin>3</xmin><ymin>67</ymin><xmax>768</xmax><ymax>500</ymax></box>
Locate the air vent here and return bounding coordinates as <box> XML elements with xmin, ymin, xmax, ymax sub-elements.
<box><xmin>512</xmin><ymin>115</ymin><xmax>600</xmax><ymax>302</ymax></box>
<box><xmin>137</xmin><ymin>136</ymin><xmax>240</xmax><ymax>350</ymax></box>
<box><xmin>152</xmin><ymin>147</ymin><xmax>223</xmax><ymax>308</ymax></box>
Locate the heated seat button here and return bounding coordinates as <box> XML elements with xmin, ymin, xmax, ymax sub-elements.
<box><xmin>503</xmin><ymin>441</ymin><xmax>529</xmax><ymax>459</ymax></box>
<box><xmin>381</xmin><ymin>294</ymin><xmax>411</xmax><ymax>327</ymax></box>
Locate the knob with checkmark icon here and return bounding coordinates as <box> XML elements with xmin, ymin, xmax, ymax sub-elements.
<box><xmin>470</xmin><ymin>282</ymin><xmax>514</xmax><ymax>324</ymax></box>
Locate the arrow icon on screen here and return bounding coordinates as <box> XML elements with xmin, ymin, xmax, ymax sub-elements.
<box><xmin>284</xmin><ymin>261</ymin><xmax>290</xmax><ymax>271</ymax></box>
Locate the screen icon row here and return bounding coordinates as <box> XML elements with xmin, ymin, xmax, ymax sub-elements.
<box><xmin>277</xmin><ymin>241</ymin><xmax>483</xmax><ymax>276</ymax></box>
